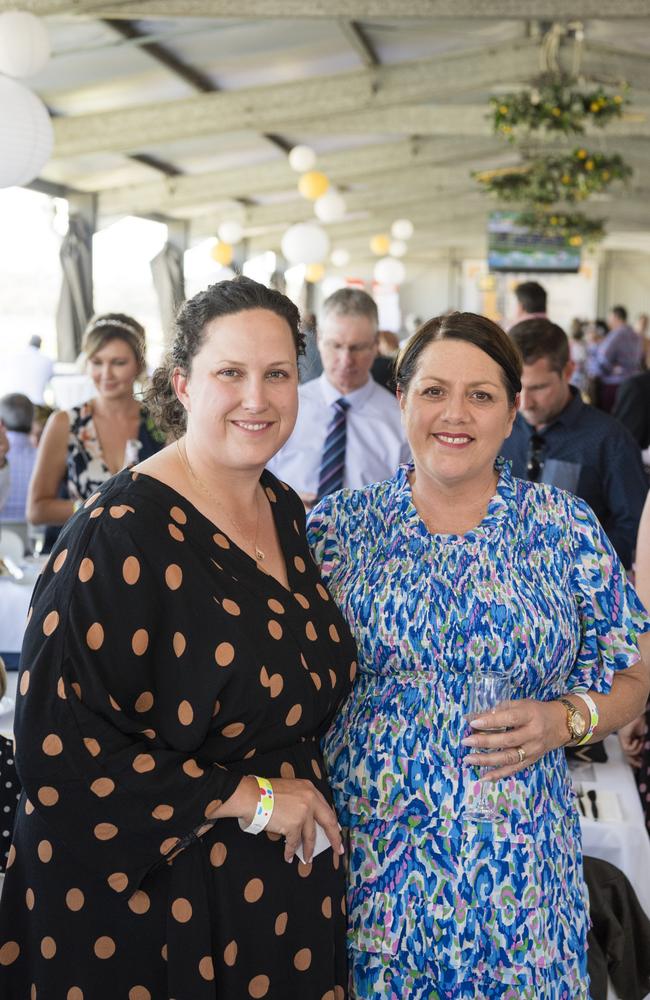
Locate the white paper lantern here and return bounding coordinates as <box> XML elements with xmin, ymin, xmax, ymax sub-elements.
<box><xmin>281</xmin><ymin>222</ymin><xmax>330</xmax><ymax>265</ymax></box>
<box><xmin>330</xmin><ymin>248</ymin><xmax>350</xmax><ymax>268</ymax></box>
<box><xmin>374</xmin><ymin>256</ymin><xmax>406</xmax><ymax>286</ymax></box>
<box><xmin>0</xmin><ymin>11</ymin><xmax>50</xmax><ymax>78</ymax></box>
<box><xmin>288</xmin><ymin>145</ymin><xmax>317</xmax><ymax>173</ymax></box>
<box><xmin>389</xmin><ymin>240</ymin><xmax>408</xmax><ymax>258</ymax></box>
<box><xmin>0</xmin><ymin>75</ymin><xmax>53</xmax><ymax>188</ymax></box>
<box><xmin>391</xmin><ymin>218</ymin><xmax>414</xmax><ymax>241</ymax></box>
<box><xmin>314</xmin><ymin>189</ymin><xmax>347</xmax><ymax>223</ymax></box>
<box><xmin>217</xmin><ymin>219</ymin><xmax>243</xmax><ymax>245</ymax></box>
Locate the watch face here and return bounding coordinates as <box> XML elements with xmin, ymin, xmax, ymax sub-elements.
<box><xmin>572</xmin><ymin>711</ymin><xmax>587</xmax><ymax>737</ymax></box>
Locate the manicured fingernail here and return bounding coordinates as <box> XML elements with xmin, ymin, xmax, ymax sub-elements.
<box><xmin>471</xmin><ymin>718</ymin><xmax>487</xmax><ymax>729</ymax></box>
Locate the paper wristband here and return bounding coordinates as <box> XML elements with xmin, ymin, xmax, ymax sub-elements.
<box><xmin>570</xmin><ymin>690</ymin><xmax>599</xmax><ymax>746</ymax></box>
<box><xmin>238</xmin><ymin>776</ymin><xmax>274</xmax><ymax>835</ymax></box>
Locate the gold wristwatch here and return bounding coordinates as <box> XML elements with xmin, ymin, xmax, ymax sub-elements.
<box><xmin>558</xmin><ymin>697</ymin><xmax>588</xmax><ymax>744</ymax></box>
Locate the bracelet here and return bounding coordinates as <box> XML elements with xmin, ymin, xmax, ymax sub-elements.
<box><xmin>72</xmin><ymin>499</ymin><xmax>83</xmax><ymax>513</ymax></box>
<box><xmin>238</xmin><ymin>776</ymin><xmax>274</xmax><ymax>835</ymax></box>
<box><xmin>570</xmin><ymin>690</ymin><xmax>599</xmax><ymax>746</ymax></box>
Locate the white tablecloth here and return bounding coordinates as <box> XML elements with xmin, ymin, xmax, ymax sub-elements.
<box><xmin>0</xmin><ymin>560</ymin><xmax>42</xmax><ymax>658</ymax></box>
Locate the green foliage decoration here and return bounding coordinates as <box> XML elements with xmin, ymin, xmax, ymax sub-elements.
<box><xmin>491</xmin><ymin>79</ymin><xmax>629</xmax><ymax>139</ymax></box>
<box><xmin>514</xmin><ymin>209</ymin><xmax>606</xmax><ymax>246</ymax></box>
<box><xmin>475</xmin><ymin>150</ymin><xmax>632</xmax><ymax>205</ymax></box>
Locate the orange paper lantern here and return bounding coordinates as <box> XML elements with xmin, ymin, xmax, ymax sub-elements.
<box><xmin>298</xmin><ymin>171</ymin><xmax>329</xmax><ymax>201</ymax></box>
<box><xmin>305</xmin><ymin>263</ymin><xmax>325</xmax><ymax>283</ymax></box>
<box><xmin>211</xmin><ymin>241</ymin><xmax>233</xmax><ymax>266</ymax></box>
<box><xmin>370</xmin><ymin>234</ymin><xmax>391</xmax><ymax>256</ymax></box>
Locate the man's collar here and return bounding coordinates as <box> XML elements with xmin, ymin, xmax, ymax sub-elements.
<box><xmin>520</xmin><ymin>386</ymin><xmax>584</xmax><ymax>435</ymax></box>
<box><xmin>318</xmin><ymin>373</ymin><xmax>375</xmax><ymax>407</ymax></box>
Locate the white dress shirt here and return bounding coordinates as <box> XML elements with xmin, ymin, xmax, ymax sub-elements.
<box><xmin>268</xmin><ymin>374</ymin><xmax>410</xmax><ymax>494</ymax></box>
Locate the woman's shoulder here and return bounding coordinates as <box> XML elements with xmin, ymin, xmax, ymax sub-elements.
<box><xmin>510</xmin><ymin>473</ymin><xmax>595</xmax><ymax>538</ymax></box>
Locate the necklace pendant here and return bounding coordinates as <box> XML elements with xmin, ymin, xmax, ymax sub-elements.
<box><xmin>255</xmin><ymin>546</ymin><xmax>266</xmax><ymax>562</ymax></box>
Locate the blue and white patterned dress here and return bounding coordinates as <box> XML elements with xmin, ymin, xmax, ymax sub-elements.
<box><xmin>307</xmin><ymin>460</ymin><xmax>650</xmax><ymax>1000</ymax></box>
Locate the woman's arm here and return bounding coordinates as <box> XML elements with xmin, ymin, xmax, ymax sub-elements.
<box><xmin>27</xmin><ymin>410</ymin><xmax>75</xmax><ymax>525</ymax></box>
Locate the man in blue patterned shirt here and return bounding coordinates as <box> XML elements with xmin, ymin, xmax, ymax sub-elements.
<box><xmin>500</xmin><ymin>318</ymin><xmax>648</xmax><ymax>569</ymax></box>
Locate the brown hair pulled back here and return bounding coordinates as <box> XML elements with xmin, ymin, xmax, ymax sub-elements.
<box><xmin>82</xmin><ymin>313</ymin><xmax>147</xmax><ymax>374</ymax></box>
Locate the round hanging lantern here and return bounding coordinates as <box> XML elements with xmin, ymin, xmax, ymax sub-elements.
<box><xmin>391</xmin><ymin>218</ymin><xmax>414</xmax><ymax>241</ymax></box>
<box><xmin>211</xmin><ymin>241</ymin><xmax>234</xmax><ymax>266</ymax></box>
<box><xmin>314</xmin><ymin>189</ymin><xmax>346</xmax><ymax>223</ymax></box>
<box><xmin>305</xmin><ymin>263</ymin><xmax>325</xmax><ymax>283</ymax></box>
<box><xmin>370</xmin><ymin>233</ymin><xmax>391</xmax><ymax>256</ymax></box>
<box><xmin>298</xmin><ymin>171</ymin><xmax>329</xmax><ymax>201</ymax></box>
<box><xmin>374</xmin><ymin>256</ymin><xmax>406</xmax><ymax>285</ymax></box>
<box><xmin>217</xmin><ymin>220</ymin><xmax>243</xmax><ymax>245</ymax></box>
<box><xmin>389</xmin><ymin>239</ymin><xmax>407</xmax><ymax>258</ymax></box>
<box><xmin>0</xmin><ymin>10</ymin><xmax>50</xmax><ymax>78</ymax></box>
<box><xmin>330</xmin><ymin>248</ymin><xmax>350</xmax><ymax>268</ymax></box>
<box><xmin>288</xmin><ymin>145</ymin><xmax>316</xmax><ymax>173</ymax></box>
<box><xmin>0</xmin><ymin>75</ymin><xmax>53</xmax><ymax>187</ymax></box>
<box><xmin>281</xmin><ymin>222</ymin><xmax>330</xmax><ymax>265</ymax></box>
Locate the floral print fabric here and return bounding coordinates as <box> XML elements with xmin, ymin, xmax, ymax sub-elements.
<box><xmin>308</xmin><ymin>461</ymin><xmax>650</xmax><ymax>999</ymax></box>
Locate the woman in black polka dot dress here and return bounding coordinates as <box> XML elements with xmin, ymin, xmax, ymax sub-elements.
<box><xmin>0</xmin><ymin>277</ymin><xmax>356</xmax><ymax>999</ymax></box>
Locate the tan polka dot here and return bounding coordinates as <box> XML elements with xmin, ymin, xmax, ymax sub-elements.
<box><xmin>329</xmin><ymin>669</ymin><xmax>338</xmax><ymax>688</ymax></box>
<box><xmin>310</xmin><ymin>672</ymin><xmax>322</xmax><ymax>690</ymax></box>
<box><xmin>56</xmin><ymin>676</ymin><xmax>66</xmax><ymax>699</ymax></box>
<box><xmin>41</xmin><ymin>937</ymin><xmax>56</xmax><ymax>958</ymax></box>
<box><xmin>221</xmin><ymin>598</ymin><xmax>241</xmax><ymax>616</ymax></box>
<box><xmin>128</xmin><ymin>988</ymin><xmax>151</xmax><ymax>1000</ymax></box>
<box><xmin>350</xmin><ymin>660</ymin><xmax>357</xmax><ymax>681</ymax></box>
<box><xmin>321</xmin><ymin>895</ymin><xmax>332</xmax><ymax>918</ymax></box>
<box><xmin>260</xmin><ymin>665</ymin><xmax>270</xmax><ymax>687</ymax></box>
<box><xmin>212</xmin><ymin>699</ymin><xmax>221</xmax><ymax>716</ymax></box>
<box><xmin>168</xmin><ymin>523</ymin><xmax>184</xmax><ymax>542</ymax></box>
<box><xmin>332</xmin><ymin>851</ymin><xmax>341</xmax><ymax>871</ymax></box>
<box><xmin>300</xmin><ymin>654</ymin><xmax>309</xmax><ymax>670</ymax></box>
<box><xmin>26</xmin><ymin>606</ymin><xmax>32</xmax><ymax>624</ymax></box>
<box><xmin>214</xmin><ymin>532</ymin><xmax>230</xmax><ymax>549</ymax></box>
<box><xmin>72</xmin><ymin>683</ymin><xmax>82</xmax><ymax>701</ymax></box>
<box><xmin>36</xmin><ymin>840</ymin><xmax>53</xmax><ymax>865</ymax></box>
<box><xmin>198</xmin><ymin>956</ymin><xmax>214</xmax><ymax>981</ymax></box>
<box><xmin>131</xmin><ymin>628</ymin><xmax>149</xmax><ymax>656</ymax></box>
<box><xmin>268</xmin><ymin>620</ymin><xmax>283</xmax><ymax>640</ymax></box>
<box><xmin>265</xmin><ymin>487</ymin><xmax>277</xmax><ymax>503</ymax></box>
<box><xmin>224</xmin><ymin>940</ymin><xmax>238</xmax><ymax>966</ymax></box>
<box><xmin>244</xmin><ymin>878</ymin><xmax>264</xmax><ymax>903</ymax></box>
<box><xmin>340</xmin><ymin>895</ymin><xmax>346</xmax><ymax>914</ymax></box>
<box><xmin>316</xmin><ymin>583</ymin><xmax>330</xmax><ymax>601</ymax></box>
<box><xmin>135</xmin><ymin>691</ymin><xmax>153</xmax><ymax>713</ymax></box>
<box><xmin>67</xmin><ymin>989</ymin><xmax>83</xmax><ymax>1000</ymax></box>
<box><xmin>249</xmin><ymin>975</ymin><xmax>270</xmax><ymax>997</ymax></box>
<box><xmin>109</xmin><ymin>504</ymin><xmax>134</xmax><ymax>519</ymax></box>
<box><xmin>89</xmin><ymin>506</ymin><xmax>104</xmax><ymax>519</ymax></box>
<box><xmin>204</xmin><ymin>797</ymin><xmax>221</xmax><ymax>818</ymax></box>
<box><xmin>294</xmin><ymin>948</ymin><xmax>312</xmax><ymax>971</ymax></box>
<box><xmin>165</xmin><ymin>564</ymin><xmax>182</xmax><ymax>590</ymax></box>
<box><xmin>19</xmin><ymin>670</ymin><xmax>30</xmax><ymax>696</ymax></box>
<box><xmin>84</xmin><ymin>737</ymin><xmax>101</xmax><ymax>757</ymax></box>
<box><xmin>170</xmin><ymin>505</ymin><xmax>187</xmax><ymax>524</ymax></box>
<box><xmin>108</xmin><ymin>693</ymin><xmax>120</xmax><ymax>711</ymax></box>
<box><xmin>294</xmin><ymin>593</ymin><xmax>310</xmax><ymax>609</ymax></box>
<box><xmin>107</xmin><ymin>872</ymin><xmax>128</xmax><ymax>893</ymax></box>
<box><xmin>334</xmin><ymin>986</ymin><xmax>345</xmax><ymax>999</ymax></box>
<box><xmin>42</xmin><ymin>734</ymin><xmax>62</xmax><ymax>756</ymax></box>
<box><xmin>5</xmin><ymin>844</ymin><xmax>15</xmax><ymax>868</ymax></box>
<box><xmin>215</xmin><ymin>642</ymin><xmax>235</xmax><ymax>666</ymax></box>
<box><xmin>128</xmin><ymin>890</ymin><xmax>150</xmax><ymax>914</ymax></box>
<box><xmin>305</xmin><ymin>621</ymin><xmax>317</xmax><ymax>641</ymax></box>
<box><xmin>267</xmin><ymin>598</ymin><xmax>285</xmax><ymax>614</ymax></box>
<box><xmin>222</xmin><ymin>722</ymin><xmax>244</xmax><ymax>738</ymax></box>
<box><xmin>280</xmin><ymin>762</ymin><xmax>295</xmax><ymax>779</ymax></box>
<box><xmin>86</xmin><ymin>622</ymin><xmax>104</xmax><ymax>650</ymax></box>
<box><xmin>171</xmin><ymin>897</ymin><xmax>192</xmax><ymax>923</ymax></box>
<box><xmin>294</xmin><ymin>556</ymin><xmax>306</xmax><ymax>573</ymax></box>
<box><xmin>321</xmin><ymin>992</ymin><xmax>335</xmax><ymax>1000</ymax></box>
<box><xmin>94</xmin><ymin>822</ymin><xmax>118</xmax><ymax>841</ymax></box>
<box><xmin>152</xmin><ymin>804</ymin><xmax>174</xmax><ymax>821</ymax></box>
<box><xmin>173</xmin><ymin>632</ymin><xmax>186</xmax><ymax>657</ymax></box>
<box><xmin>30</xmin><ymin>987</ymin><xmax>36</xmax><ymax>1000</ymax></box>
<box><xmin>37</xmin><ymin>787</ymin><xmax>59</xmax><ymax>807</ymax></box>
<box><xmin>274</xmin><ymin>911</ymin><xmax>288</xmax><ymax>935</ymax></box>
<box><xmin>210</xmin><ymin>842</ymin><xmax>227</xmax><ymax>868</ymax></box>
<box><xmin>141</xmin><ymin>728</ymin><xmax>156</xmax><ymax>740</ymax></box>
<box><xmin>90</xmin><ymin>778</ymin><xmax>114</xmax><ymax>798</ymax></box>
<box><xmin>24</xmin><ymin>799</ymin><xmax>34</xmax><ymax>815</ymax></box>
<box><xmin>94</xmin><ymin>936</ymin><xmax>116</xmax><ymax>959</ymax></box>
<box><xmin>244</xmin><ymin>748</ymin><xmax>256</xmax><ymax>759</ymax></box>
<box><xmin>297</xmin><ymin>861</ymin><xmax>312</xmax><ymax>878</ymax></box>
<box><xmin>311</xmin><ymin>759</ymin><xmax>322</xmax><ymax>779</ymax></box>
<box><xmin>161</xmin><ymin>944</ymin><xmax>168</xmax><ymax>961</ymax></box>
<box><xmin>78</xmin><ymin>558</ymin><xmax>94</xmax><ymax>582</ymax></box>
<box><xmin>0</xmin><ymin>941</ymin><xmax>20</xmax><ymax>965</ymax></box>
<box><xmin>66</xmin><ymin>888</ymin><xmax>84</xmax><ymax>911</ymax></box>
<box><xmin>53</xmin><ymin>549</ymin><xmax>68</xmax><ymax>573</ymax></box>
<box><xmin>178</xmin><ymin>700</ymin><xmax>194</xmax><ymax>726</ymax></box>
<box><xmin>182</xmin><ymin>758</ymin><xmax>204</xmax><ymax>778</ymax></box>
<box><xmin>25</xmin><ymin>888</ymin><xmax>35</xmax><ymax>910</ymax></box>
<box><xmin>84</xmin><ymin>491</ymin><xmax>101</xmax><ymax>508</ymax></box>
<box><xmin>329</xmin><ymin>624</ymin><xmax>340</xmax><ymax>643</ymax></box>
<box><xmin>133</xmin><ymin>753</ymin><xmax>155</xmax><ymax>773</ymax></box>
<box><xmin>43</xmin><ymin>611</ymin><xmax>59</xmax><ymax>636</ymax></box>
<box><xmin>122</xmin><ymin>556</ymin><xmax>141</xmax><ymax>585</ymax></box>
<box><xmin>285</xmin><ymin>704</ymin><xmax>303</xmax><ymax>727</ymax></box>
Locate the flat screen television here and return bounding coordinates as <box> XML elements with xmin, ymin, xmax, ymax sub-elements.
<box><xmin>488</xmin><ymin>210</ymin><xmax>581</xmax><ymax>273</ymax></box>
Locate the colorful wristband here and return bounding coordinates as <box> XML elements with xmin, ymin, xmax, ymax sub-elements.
<box><xmin>570</xmin><ymin>690</ymin><xmax>599</xmax><ymax>746</ymax></box>
<box><xmin>238</xmin><ymin>776</ymin><xmax>274</xmax><ymax>835</ymax></box>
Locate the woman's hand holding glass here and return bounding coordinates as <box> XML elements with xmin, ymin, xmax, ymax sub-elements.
<box><xmin>463</xmin><ymin>697</ymin><xmax>568</xmax><ymax>780</ymax></box>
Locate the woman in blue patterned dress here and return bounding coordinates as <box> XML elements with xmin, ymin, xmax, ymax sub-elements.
<box><xmin>308</xmin><ymin>312</ymin><xmax>650</xmax><ymax>999</ymax></box>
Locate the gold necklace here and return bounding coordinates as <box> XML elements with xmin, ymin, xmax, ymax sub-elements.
<box><xmin>176</xmin><ymin>440</ymin><xmax>266</xmax><ymax>562</ymax></box>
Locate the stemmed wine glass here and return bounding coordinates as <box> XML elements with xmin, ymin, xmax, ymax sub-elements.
<box><xmin>464</xmin><ymin>667</ymin><xmax>512</xmax><ymax>823</ymax></box>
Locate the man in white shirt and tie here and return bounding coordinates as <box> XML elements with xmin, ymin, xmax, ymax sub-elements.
<box><xmin>268</xmin><ymin>288</ymin><xmax>409</xmax><ymax>506</ymax></box>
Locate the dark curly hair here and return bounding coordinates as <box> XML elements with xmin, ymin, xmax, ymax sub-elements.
<box><xmin>146</xmin><ymin>275</ymin><xmax>304</xmax><ymax>435</ymax></box>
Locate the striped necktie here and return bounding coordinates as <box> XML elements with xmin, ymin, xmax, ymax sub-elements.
<box><xmin>317</xmin><ymin>397</ymin><xmax>350</xmax><ymax>499</ymax></box>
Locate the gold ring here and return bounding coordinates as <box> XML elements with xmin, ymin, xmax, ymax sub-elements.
<box><xmin>516</xmin><ymin>746</ymin><xmax>526</xmax><ymax>764</ymax></box>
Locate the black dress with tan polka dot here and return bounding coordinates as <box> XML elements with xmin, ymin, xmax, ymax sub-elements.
<box><xmin>0</xmin><ymin>468</ymin><xmax>357</xmax><ymax>999</ymax></box>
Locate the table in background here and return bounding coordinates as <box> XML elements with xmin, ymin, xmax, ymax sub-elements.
<box><xmin>0</xmin><ymin>560</ymin><xmax>42</xmax><ymax>669</ymax></box>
